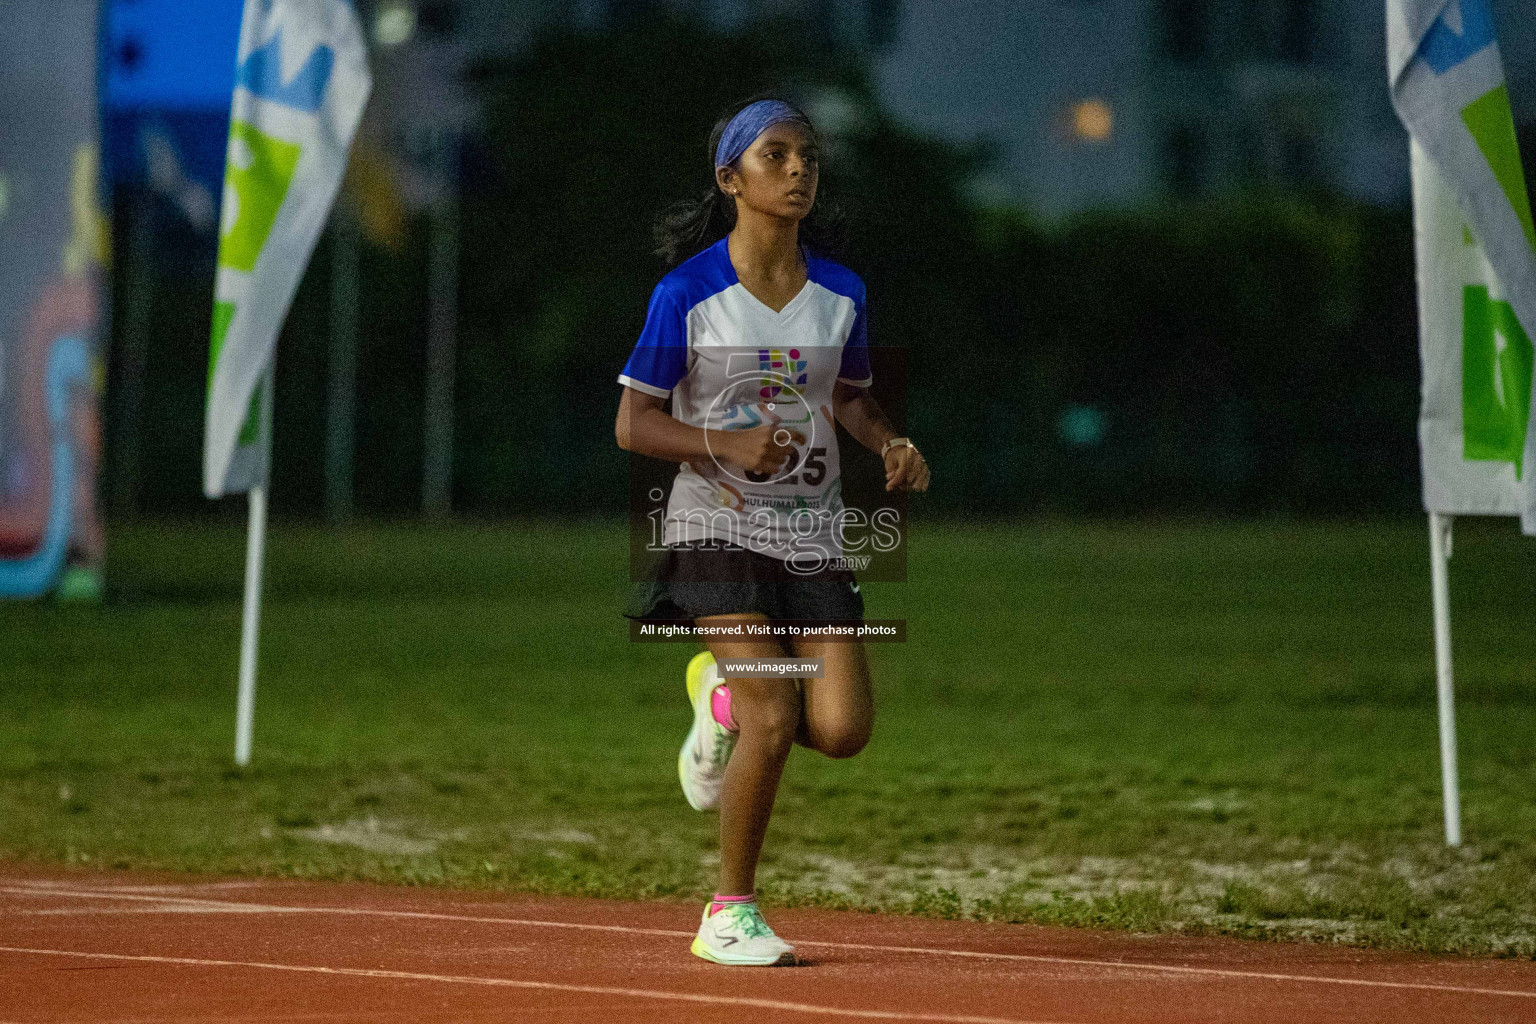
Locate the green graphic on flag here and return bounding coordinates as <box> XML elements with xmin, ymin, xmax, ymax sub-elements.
<box><xmin>217</xmin><ymin>122</ymin><xmax>302</xmax><ymax>274</ymax></box>
<box><xmin>1462</xmin><ymin>285</ymin><xmax>1534</xmax><ymax>477</ymax></box>
<box><xmin>208</xmin><ymin>122</ymin><xmax>302</xmax><ymax>450</ymax></box>
<box><xmin>208</xmin><ymin>299</ymin><xmax>262</xmax><ymax>445</ymax></box>
<box><xmin>208</xmin><ymin>300</ymin><xmax>237</xmax><ymax>387</ymax></box>
<box><xmin>1460</xmin><ymin>84</ymin><xmax>1536</xmax><ymax>253</ymax></box>
<box><xmin>1455</xmin><ymin>78</ymin><xmax>1536</xmax><ymax>478</ymax></box>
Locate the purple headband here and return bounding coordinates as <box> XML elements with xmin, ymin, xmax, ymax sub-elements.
<box><xmin>714</xmin><ymin>100</ymin><xmax>811</xmax><ymax>169</ymax></box>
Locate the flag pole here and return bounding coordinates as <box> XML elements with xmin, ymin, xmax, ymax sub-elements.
<box><xmin>1427</xmin><ymin>510</ymin><xmax>1461</xmax><ymax>846</ymax></box>
<box><xmin>234</xmin><ymin>371</ymin><xmax>274</xmax><ymax>767</ymax></box>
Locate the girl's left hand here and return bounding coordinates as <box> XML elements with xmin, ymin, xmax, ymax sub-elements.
<box><xmin>884</xmin><ymin>444</ymin><xmax>930</xmax><ymax>492</ymax></box>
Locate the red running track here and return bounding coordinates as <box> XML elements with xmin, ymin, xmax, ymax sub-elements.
<box><xmin>2</xmin><ymin>865</ymin><xmax>1534</xmax><ymax>1023</ymax></box>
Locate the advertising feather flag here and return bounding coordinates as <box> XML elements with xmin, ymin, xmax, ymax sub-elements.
<box><xmin>206</xmin><ymin>0</ymin><xmax>370</xmax><ymax>497</ymax></box>
<box><xmin>207</xmin><ymin>0</ymin><xmax>369</xmax><ymax>765</ymax></box>
<box><xmin>1387</xmin><ymin>0</ymin><xmax>1536</xmax><ymax>846</ymax></box>
<box><xmin>1389</xmin><ymin>0</ymin><xmax>1536</xmax><ymax>528</ymax></box>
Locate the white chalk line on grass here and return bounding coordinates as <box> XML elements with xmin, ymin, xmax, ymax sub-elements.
<box><xmin>3</xmin><ymin>884</ymin><xmax>1535</xmax><ymax>1001</ymax></box>
<box><xmin>0</xmin><ymin>946</ymin><xmax>1052</xmax><ymax>1024</ymax></box>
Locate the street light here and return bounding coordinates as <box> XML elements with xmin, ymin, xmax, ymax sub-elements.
<box><xmin>375</xmin><ymin>2</ymin><xmax>416</xmax><ymax>48</ymax></box>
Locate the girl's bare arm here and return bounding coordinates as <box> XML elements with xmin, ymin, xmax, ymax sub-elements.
<box><xmin>830</xmin><ymin>381</ymin><xmax>896</xmax><ymax>455</ymax></box>
<box><xmin>831</xmin><ymin>381</ymin><xmax>929</xmax><ymax>492</ymax></box>
<box><xmin>615</xmin><ymin>387</ymin><xmax>802</xmax><ymax>475</ymax></box>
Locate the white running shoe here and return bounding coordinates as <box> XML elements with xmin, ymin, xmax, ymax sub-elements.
<box><xmin>678</xmin><ymin>651</ymin><xmax>736</xmax><ymax>811</ymax></box>
<box><xmin>691</xmin><ymin>902</ymin><xmax>797</xmax><ymax>966</ymax></box>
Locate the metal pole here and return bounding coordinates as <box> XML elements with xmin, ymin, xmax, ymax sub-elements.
<box><xmin>234</xmin><ymin>372</ymin><xmax>274</xmax><ymax>767</ymax></box>
<box><xmin>422</xmin><ymin>133</ymin><xmax>459</xmax><ymax>518</ymax></box>
<box><xmin>234</xmin><ymin>481</ymin><xmax>267</xmax><ymax>766</ymax></box>
<box><xmin>326</xmin><ymin>214</ymin><xmax>359</xmax><ymax>524</ymax></box>
<box><xmin>1428</xmin><ymin>511</ymin><xmax>1462</xmax><ymax>846</ymax></box>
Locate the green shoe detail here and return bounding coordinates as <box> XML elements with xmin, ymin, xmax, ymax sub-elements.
<box><xmin>679</xmin><ymin>650</ymin><xmax>735</xmax><ymax>811</ymax></box>
<box><xmin>685</xmin><ymin>649</ymin><xmax>715</xmax><ymax>704</ymax></box>
<box><xmin>716</xmin><ymin>902</ymin><xmax>774</xmax><ymax>939</ymax></box>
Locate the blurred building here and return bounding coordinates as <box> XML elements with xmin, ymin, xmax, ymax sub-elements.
<box><xmin>1140</xmin><ymin>1</ymin><xmax>1406</xmax><ymax>203</ymax></box>
<box><xmin>875</xmin><ymin>0</ymin><xmax>1536</xmax><ymax>218</ymax></box>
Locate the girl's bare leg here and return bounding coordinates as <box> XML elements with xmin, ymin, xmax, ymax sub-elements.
<box><xmin>790</xmin><ymin>637</ymin><xmax>873</xmax><ymax>759</ymax></box>
<box><xmin>697</xmin><ymin>613</ymin><xmax>800</xmax><ymax>896</ymax></box>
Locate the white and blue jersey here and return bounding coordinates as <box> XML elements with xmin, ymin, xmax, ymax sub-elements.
<box><xmin>619</xmin><ymin>236</ymin><xmax>872</xmax><ymax>566</ymax></box>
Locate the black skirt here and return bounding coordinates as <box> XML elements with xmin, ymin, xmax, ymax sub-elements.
<box><xmin>624</xmin><ymin>542</ymin><xmax>864</xmax><ymax>624</ymax></box>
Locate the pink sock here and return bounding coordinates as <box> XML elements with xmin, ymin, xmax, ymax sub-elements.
<box><xmin>709</xmin><ymin>892</ymin><xmax>755</xmax><ymax>916</ymax></box>
<box><xmin>710</xmin><ymin>683</ymin><xmax>737</xmax><ymax>732</ymax></box>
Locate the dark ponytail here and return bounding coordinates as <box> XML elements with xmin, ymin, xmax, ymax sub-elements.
<box><xmin>654</xmin><ymin>184</ymin><xmax>739</xmax><ymax>267</ymax></box>
<box><xmin>654</xmin><ymin>96</ymin><xmax>849</xmax><ymax>267</ymax></box>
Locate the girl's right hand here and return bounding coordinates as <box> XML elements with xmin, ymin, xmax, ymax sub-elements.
<box><xmin>719</xmin><ymin>424</ymin><xmax>805</xmax><ymax>476</ymax></box>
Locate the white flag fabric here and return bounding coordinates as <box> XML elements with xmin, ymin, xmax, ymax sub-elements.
<box><xmin>1389</xmin><ymin>0</ymin><xmax>1536</xmax><ymax>531</ymax></box>
<box><xmin>204</xmin><ymin>0</ymin><xmax>370</xmax><ymax>497</ymax></box>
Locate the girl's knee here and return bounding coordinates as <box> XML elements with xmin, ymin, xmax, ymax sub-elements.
<box><xmin>814</xmin><ymin>716</ymin><xmax>871</xmax><ymax>759</ymax></box>
<box><xmin>736</xmin><ymin>688</ymin><xmax>800</xmax><ymax>750</ymax></box>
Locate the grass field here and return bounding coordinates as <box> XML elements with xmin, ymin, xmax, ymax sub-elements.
<box><xmin>4</xmin><ymin>518</ymin><xmax>1536</xmax><ymax>956</ymax></box>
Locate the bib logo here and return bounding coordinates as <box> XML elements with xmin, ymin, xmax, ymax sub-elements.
<box><xmin>758</xmin><ymin>348</ymin><xmax>807</xmax><ymax>400</ymax></box>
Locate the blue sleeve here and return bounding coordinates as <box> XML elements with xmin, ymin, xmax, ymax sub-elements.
<box><xmin>618</xmin><ymin>283</ymin><xmax>688</xmax><ymax>397</ymax></box>
<box><xmin>837</xmin><ymin>294</ymin><xmax>872</xmax><ymax>386</ymax></box>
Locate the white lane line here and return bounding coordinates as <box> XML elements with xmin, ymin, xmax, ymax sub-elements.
<box><xmin>4</xmin><ymin>884</ymin><xmax>1535</xmax><ymax>1001</ymax></box>
<box><xmin>79</xmin><ymin>883</ymin><xmax>267</xmax><ymax>894</ymax></box>
<box><xmin>0</xmin><ymin>946</ymin><xmax>1053</xmax><ymax>1024</ymax></box>
<box><xmin>12</xmin><ymin>908</ymin><xmax>278</xmax><ymax>914</ymax></box>
<box><xmin>0</xmin><ymin>886</ymin><xmax>690</xmax><ymax>935</ymax></box>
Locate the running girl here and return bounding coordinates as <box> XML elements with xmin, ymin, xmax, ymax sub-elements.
<box><xmin>615</xmin><ymin>98</ymin><xmax>930</xmax><ymax>966</ymax></box>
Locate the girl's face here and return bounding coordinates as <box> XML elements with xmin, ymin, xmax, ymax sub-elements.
<box><xmin>719</xmin><ymin>122</ymin><xmax>820</xmax><ymax>222</ymax></box>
